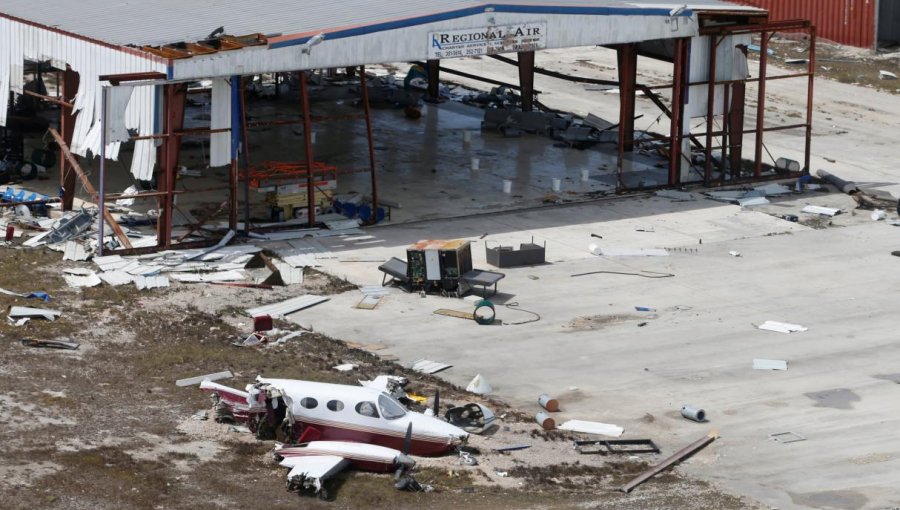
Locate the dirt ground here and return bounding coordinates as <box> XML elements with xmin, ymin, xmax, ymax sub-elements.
<box><xmin>0</xmin><ymin>243</ymin><xmax>764</xmax><ymax>509</ymax></box>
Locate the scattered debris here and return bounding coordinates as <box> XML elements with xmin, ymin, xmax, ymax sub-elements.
<box><xmin>620</xmin><ymin>430</ymin><xmax>718</xmax><ymax>493</ymax></box>
<box><xmin>681</xmin><ymin>405</ymin><xmax>707</xmax><ymax>422</ymax></box>
<box><xmin>879</xmin><ymin>70</ymin><xmax>898</xmax><ymax>80</ymax></box>
<box><xmin>574</xmin><ymin>439</ymin><xmax>660</xmax><ymax>455</ymax></box>
<box><xmin>8</xmin><ymin>306</ymin><xmax>62</xmax><ymax>321</ymax></box>
<box><xmin>538</xmin><ymin>394</ymin><xmax>559</xmax><ymax>412</ymax></box>
<box><xmin>0</xmin><ymin>287</ymin><xmax>51</xmax><ymax>301</ymax></box>
<box><xmin>63</xmin><ymin>268</ymin><xmax>102</xmax><ymax>288</ymax></box>
<box><xmin>191</xmin><ymin>410</ymin><xmax>209</xmax><ymax>421</ymax></box>
<box><xmin>801</xmin><ymin>205</ymin><xmax>841</xmax><ymax>217</ymax></box>
<box><xmin>737</xmin><ymin>196</ymin><xmax>770</xmax><ymax>207</ymax></box>
<box><xmin>465</xmin><ymin>373</ymin><xmax>492</xmax><ymax>394</ymax></box>
<box><xmin>757</xmin><ymin>321</ymin><xmax>807</xmax><ymax>333</ymax></box>
<box><xmin>494</xmin><ymin>444</ymin><xmax>531</xmax><ymax>452</ymax></box>
<box><xmin>635</xmin><ymin>306</ymin><xmax>656</xmax><ymax>312</ymax></box>
<box><xmin>333</xmin><ymin>363</ymin><xmax>359</xmax><ymax>372</ymax></box>
<box><xmin>485</xmin><ymin>238</ymin><xmax>546</xmax><ymax>267</ymax></box>
<box><xmin>245</xmin><ymin>294</ymin><xmax>329</xmax><ymax>318</ymax></box>
<box><xmin>62</xmin><ymin>241</ymin><xmax>90</xmax><ymax>261</ymax></box>
<box><xmin>134</xmin><ymin>274</ymin><xmax>170</xmax><ymax>290</ymax></box>
<box><xmin>410</xmin><ymin>359</ymin><xmax>453</xmax><ymax>374</ymax></box>
<box><xmin>558</xmin><ymin>420</ymin><xmax>624</xmax><ymax>437</ymax></box>
<box><xmin>356</xmin><ymin>294</ymin><xmax>383</xmax><ymax>309</ymax></box>
<box><xmin>753</xmin><ymin>358</ymin><xmax>789</xmax><ymax>371</ymax></box>
<box><xmin>445</xmin><ymin>403</ymin><xmax>497</xmax><ymax>434</ymax></box>
<box><xmin>729</xmin><ymin>250</ymin><xmax>742</xmax><ymax>257</ymax></box>
<box><xmin>589</xmin><ymin>244</ymin><xmax>668</xmax><ymax>257</ymax></box>
<box><xmin>871</xmin><ymin>209</ymin><xmax>886</xmax><ymax>221</ymax></box>
<box><xmin>175</xmin><ymin>370</ymin><xmax>234</xmax><ymax>387</ymax></box>
<box><xmin>769</xmin><ymin>431</ymin><xmax>806</xmax><ymax>444</ymax></box>
<box><xmin>655</xmin><ymin>189</ymin><xmax>696</xmax><ymax>201</ymax></box>
<box><xmin>535</xmin><ymin>411</ymin><xmax>556</xmax><ymax>430</ymax></box>
<box><xmin>20</xmin><ymin>338</ymin><xmax>80</xmax><ymax>350</ymax></box>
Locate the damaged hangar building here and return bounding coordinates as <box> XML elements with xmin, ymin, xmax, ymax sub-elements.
<box><xmin>0</xmin><ymin>1</ymin><xmax>814</xmax><ymax>252</ymax></box>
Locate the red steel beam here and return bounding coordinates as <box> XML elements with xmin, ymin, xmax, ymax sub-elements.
<box><xmin>158</xmin><ymin>83</ymin><xmax>187</xmax><ymax>249</ymax></box>
<box><xmin>517</xmin><ymin>51</ymin><xmax>536</xmax><ymax>112</ymax></box>
<box><xmin>804</xmin><ymin>27</ymin><xmax>816</xmax><ymax>174</ymax></box>
<box><xmin>59</xmin><ymin>67</ymin><xmax>79</xmax><ymax>211</ymax></box>
<box><xmin>704</xmin><ymin>35</ymin><xmax>720</xmax><ymax>186</ymax></box>
<box><xmin>617</xmin><ymin>43</ymin><xmax>637</xmax><ymax>153</ymax></box>
<box><xmin>668</xmin><ymin>38</ymin><xmax>688</xmax><ymax>187</ymax></box>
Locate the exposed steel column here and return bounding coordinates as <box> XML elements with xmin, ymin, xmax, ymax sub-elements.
<box><xmin>704</xmin><ymin>36</ymin><xmax>719</xmax><ymax>186</ymax></box>
<box><xmin>753</xmin><ymin>32</ymin><xmax>769</xmax><ymax>178</ymax></box>
<box><xmin>728</xmin><ymin>82</ymin><xmax>746</xmax><ymax>177</ymax></box>
<box><xmin>616</xmin><ymin>43</ymin><xmax>637</xmax><ymax>153</ymax></box>
<box><xmin>804</xmin><ymin>26</ymin><xmax>816</xmax><ymax>174</ymax></box>
<box><xmin>425</xmin><ymin>59</ymin><xmax>440</xmax><ymax>102</ymax></box>
<box><xmin>59</xmin><ymin>67</ymin><xmax>79</xmax><ymax>211</ymax></box>
<box><xmin>358</xmin><ymin>65</ymin><xmax>378</xmax><ymax>223</ymax></box>
<box><xmin>517</xmin><ymin>51</ymin><xmax>535</xmax><ymax>112</ymax></box>
<box><xmin>299</xmin><ymin>72</ymin><xmax>316</xmax><ymax>227</ymax></box>
<box><xmin>158</xmin><ymin>83</ymin><xmax>187</xmax><ymax>249</ymax></box>
<box><xmin>228</xmin><ymin>75</ymin><xmax>241</xmax><ymax>231</ymax></box>
<box><xmin>721</xmin><ymin>76</ymin><xmax>730</xmax><ymax>182</ymax></box>
<box><xmin>669</xmin><ymin>38</ymin><xmax>688</xmax><ymax>187</ymax></box>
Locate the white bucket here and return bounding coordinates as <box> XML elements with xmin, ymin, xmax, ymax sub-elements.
<box><xmin>471</xmin><ymin>157</ymin><xmax>480</xmax><ymax>170</ymax></box>
<box><xmin>463</xmin><ymin>130</ymin><xmax>472</xmax><ymax>143</ymax></box>
<box><xmin>552</xmin><ymin>178</ymin><xmax>562</xmax><ymax>192</ymax></box>
<box><xmin>502</xmin><ymin>179</ymin><xmax>512</xmax><ymax>194</ymax></box>
<box><xmin>581</xmin><ymin>169</ymin><xmax>590</xmax><ymax>181</ymax></box>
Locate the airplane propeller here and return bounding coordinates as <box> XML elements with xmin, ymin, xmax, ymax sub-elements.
<box><xmin>433</xmin><ymin>388</ymin><xmax>440</xmax><ymax>417</ymax></box>
<box><xmin>394</xmin><ymin>422</ymin><xmax>419</xmax><ymax>490</ymax></box>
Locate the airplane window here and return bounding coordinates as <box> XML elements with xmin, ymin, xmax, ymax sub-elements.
<box><xmin>327</xmin><ymin>400</ymin><xmax>344</xmax><ymax>412</ymax></box>
<box><xmin>378</xmin><ymin>394</ymin><xmax>407</xmax><ymax>420</ymax></box>
<box><xmin>300</xmin><ymin>397</ymin><xmax>318</xmax><ymax>409</ymax></box>
<box><xmin>355</xmin><ymin>401</ymin><xmax>379</xmax><ymax>418</ymax></box>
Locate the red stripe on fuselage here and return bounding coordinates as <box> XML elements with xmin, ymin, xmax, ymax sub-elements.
<box><xmin>300</xmin><ymin>420</ymin><xmax>455</xmax><ymax>456</ymax></box>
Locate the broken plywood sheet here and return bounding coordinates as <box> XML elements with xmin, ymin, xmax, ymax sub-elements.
<box><xmin>245</xmin><ymin>295</ymin><xmax>329</xmax><ymax>318</ymax></box>
<box><xmin>410</xmin><ymin>359</ymin><xmax>453</xmax><ymax>374</ymax></box>
<box><xmin>753</xmin><ymin>358</ymin><xmax>788</xmax><ymax>371</ymax></box>
<box><xmin>757</xmin><ymin>321</ymin><xmax>807</xmax><ymax>334</ymax></box>
<box><xmin>558</xmin><ymin>420</ymin><xmax>624</xmax><ymax>437</ymax></box>
<box><xmin>356</xmin><ymin>294</ymin><xmax>382</xmax><ymax>310</ymax></box>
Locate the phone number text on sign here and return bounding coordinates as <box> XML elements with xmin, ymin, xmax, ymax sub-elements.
<box><xmin>428</xmin><ymin>23</ymin><xmax>547</xmax><ymax>60</ymax></box>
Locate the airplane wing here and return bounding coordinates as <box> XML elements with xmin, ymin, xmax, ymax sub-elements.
<box><xmin>280</xmin><ymin>455</ymin><xmax>350</xmax><ymax>493</ymax></box>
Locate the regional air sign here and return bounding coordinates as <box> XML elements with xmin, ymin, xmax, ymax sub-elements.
<box><xmin>428</xmin><ymin>23</ymin><xmax>547</xmax><ymax>59</ymax></box>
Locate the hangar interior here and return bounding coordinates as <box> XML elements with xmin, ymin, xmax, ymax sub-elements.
<box><xmin>0</xmin><ymin>1</ymin><xmax>816</xmax><ymax>254</ymax></box>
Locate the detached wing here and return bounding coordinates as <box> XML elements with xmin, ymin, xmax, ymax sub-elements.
<box><xmin>280</xmin><ymin>455</ymin><xmax>350</xmax><ymax>492</ymax></box>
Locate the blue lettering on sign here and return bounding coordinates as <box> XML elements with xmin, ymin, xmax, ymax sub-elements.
<box><xmin>431</xmin><ymin>35</ymin><xmax>442</xmax><ymax>49</ymax></box>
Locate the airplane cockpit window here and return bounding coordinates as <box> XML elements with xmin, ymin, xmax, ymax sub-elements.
<box><xmin>300</xmin><ymin>397</ymin><xmax>318</xmax><ymax>409</ymax></box>
<box><xmin>378</xmin><ymin>394</ymin><xmax>407</xmax><ymax>420</ymax></box>
<box><xmin>327</xmin><ymin>400</ymin><xmax>344</xmax><ymax>412</ymax></box>
<box><xmin>355</xmin><ymin>401</ymin><xmax>379</xmax><ymax>418</ymax></box>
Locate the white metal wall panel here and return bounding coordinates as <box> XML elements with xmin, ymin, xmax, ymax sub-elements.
<box><xmin>0</xmin><ymin>17</ymin><xmax>165</xmax><ymax>179</ymax></box>
<box><xmin>173</xmin><ymin>12</ymin><xmax>700</xmax><ymax>79</ymax></box>
<box><xmin>209</xmin><ymin>78</ymin><xmax>232</xmax><ymax>167</ymax></box>
<box><xmin>685</xmin><ymin>34</ymin><xmax>750</xmax><ymax>119</ymax></box>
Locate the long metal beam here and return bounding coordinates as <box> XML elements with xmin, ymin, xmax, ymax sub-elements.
<box><xmin>359</xmin><ymin>65</ymin><xmax>378</xmax><ymax>224</ymax></box>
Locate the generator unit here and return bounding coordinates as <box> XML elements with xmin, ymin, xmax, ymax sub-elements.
<box><xmin>406</xmin><ymin>239</ymin><xmax>473</xmax><ymax>294</ymax></box>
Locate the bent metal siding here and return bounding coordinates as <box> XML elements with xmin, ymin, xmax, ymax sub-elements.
<box><xmin>734</xmin><ymin>0</ymin><xmax>876</xmax><ymax>48</ymax></box>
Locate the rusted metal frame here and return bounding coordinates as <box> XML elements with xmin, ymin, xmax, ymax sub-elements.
<box><xmin>754</xmin><ymin>32</ymin><xmax>770</xmax><ymax>178</ymax></box>
<box><xmin>23</xmin><ymin>89</ymin><xmax>73</xmax><ymax>109</ymax></box>
<box><xmin>668</xmin><ymin>38</ymin><xmax>689</xmax><ymax>187</ymax></box>
<box><xmin>426</xmin><ymin>59</ymin><xmax>440</xmax><ymax>102</ymax></box>
<box><xmin>245</xmin><ymin>114</ymin><xmax>366</xmax><ymax>128</ymax></box>
<box><xmin>98</xmin><ymin>71</ymin><xmax>167</xmax><ymax>84</ymax></box>
<box><xmin>761</xmin><ymin>123</ymin><xmax>809</xmax><ymax>133</ymax></box>
<box><xmin>47</xmin><ymin>128</ymin><xmax>133</xmax><ymax>249</ymax></box>
<box><xmin>616</xmin><ymin>43</ymin><xmax>637</xmax><ymax>193</ymax></box>
<box><xmin>804</xmin><ymin>27</ymin><xmax>816</xmax><ymax>174</ymax></box>
<box><xmin>646</xmin><ymin>72</ymin><xmax>813</xmax><ymax>90</ymax></box>
<box><xmin>704</xmin><ymin>35</ymin><xmax>721</xmax><ymax>186</ymax></box>
<box><xmin>299</xmin><ymin>72</ymin><xmax>317</xmax><ymax>227</ymax></box>
<box><xmin>700</xmin><ymin>19</ymin><xmax>810</xmax><ymax>36</ymax></box>
<box><xmin>720</xmin><ymin>79</ymin><xmax>730</xmax><ymax>184</ymax></box>
<box><xmin>620</xmin><ymin>431</ymin><xmax>718</xmax><ymax>493</ymax></box>
<box><xmin>60</xmin><ymin>67</ymin><xmax>79</xmax><ymax>211</ymax></box>
<box><xmin>159</xmin><ymin>83</ymin><xmax>188</xmax><ymax>249</ymax></box>
<box><xmin>98</xmin><ymin>86</ymin><xmax>108</xmax><ymax>254</ymax></box>
<box><xmin>129</xmin><ymin>127</ymin><xmax>231</xmax><ymax>141</ymax></box>
<box><xmin>728</xmin><ymin>81</ymin><xmax>746</xmax><ymax>179</ymax></box>
<box><xmin>517</xmin><ymin>51</ymin><xmax>536</xmax><ymax>111</ymax></box>
<box><xmin>358</xmin><ymin>65</ymin><xmax>379</xmax><ymax>224</ymax></box>
<box><xmin>176</xmin><ymin>200</ymin><xmax>229</xmax><ymax>242</ymax></box>
<box><xmin>229</xmin><ymin>74</ymin><xmax>241</xmax><ymax>232</ymax></box>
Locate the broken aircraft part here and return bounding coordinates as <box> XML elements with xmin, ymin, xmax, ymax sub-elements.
<box><xmin>620</xmin><ymin>430</ymin><xmax>718</xmax><ymax>493</ymax></box>
<box><xmin>445</xmin><ymin>403</ymin><xmax>497</xmax><ymax>435</ymax></box>
<box><xmin>574</xmin><ymin>439</ymin><xmax>660</xmax><ymax>455</ymax></box>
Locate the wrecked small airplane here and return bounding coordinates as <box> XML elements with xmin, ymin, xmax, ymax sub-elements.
<box><xmin>200</xmin><ymin>376</ymin><xmax>469</xmax><ymax>498</ymax></box>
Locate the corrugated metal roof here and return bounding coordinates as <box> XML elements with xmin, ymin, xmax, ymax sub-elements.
<box><xmin>245</xmin><ymin>294</ymin><xmax>329</xmax><ymax>318</ymax></box>
<box><xmin>2</xmin><ymin>1</ymin><xmax>761</xmax><ymax>47</ymax></box>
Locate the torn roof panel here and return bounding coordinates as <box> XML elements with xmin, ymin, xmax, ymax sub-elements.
<box><xmin>1</xmin><ymin>1</ymin><xmax>761</xmax><ymax>49</ymax></box>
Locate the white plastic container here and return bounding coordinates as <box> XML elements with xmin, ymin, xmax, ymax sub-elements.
<box><xmin>502</xmin><ymin>179</ymin><xmax>512</xmax><ymax>193</ymax></box>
